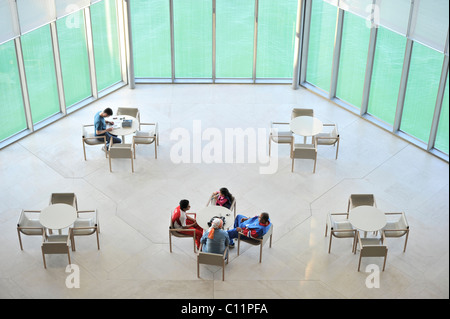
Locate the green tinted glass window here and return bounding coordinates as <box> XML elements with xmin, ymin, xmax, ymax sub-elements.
<box><xmin>336</xmin><ymin>12</ymin><xmax>371</xmax><ymax>108</ymax></box>
<box><xmin>401</xmin><ymin>42</ymin><xmax>443</xmax><ymax>143</ymax></box>
<box><xmin>434</xmin><ymin>74</ymin><xmax>449</xmax><ymax>154</ymax></box>
<box><xmin>306</xmin><ymin>0</ymin><xmax>337</xmax><ymax>92</ymax></box>
<box><xmin>216</xmin><ymin>0</ymin><xmax>254</xmax><ymax>78</ymax></box>
<box><xmin>91</xmin><ymin>0</ymin><xmax>121</xmax><ymax>91</ymax></box>
<box><xmin>173</xmin><ymin>0</ymin><xmax>212</xmax><ymax>78</ymax></box>
<box><xmin>0</xmin><ymin>40</ymin><xmax>26</xmax><ymax>141</ymax></box>
<box><xmin>21</xmin><ymin>25</ymin><xmax>60</xmax><ymax>124</ymax></box>
<box><xmin>256</xmin><ymin>0</ymin><xmax>297</xmax><ymax>78</ymax></box>
<box><xmin>131</xmin><ymin>0</ymin><xmax>171</xmax><ymax>78</ymax></box>
<box><xmin>57</xmin><ymin>11</ymin><xmax>91</xmax><ymax>107</ymax></box>
<box><xmin>367</xmin><ymin>27</ymin><xmax>406</xmax><ymax>126</ymax></box>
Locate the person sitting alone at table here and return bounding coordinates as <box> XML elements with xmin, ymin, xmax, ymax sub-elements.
<box><xmin>227</xmin><ymin>212</ymin><xmax>271</xmax><ymax>248</ymax></box>
<box><xmin>94</xmin><ymin>107</ymin><xmax>121</xmax><ymax>151</ymax></box>
<box><xmin>200</xmin><ymin>218</ymin><xmax>230</xmax><ymax>256</ymax></box>
<box><xmin>171</xmin><ymin>199</ymin><xmax>203</xmax><ymax>250</ymax></box>
<box><xmin>211</xmin><ymin>187</ymin><xmax>233</xmax><ymax>210</ymax></box>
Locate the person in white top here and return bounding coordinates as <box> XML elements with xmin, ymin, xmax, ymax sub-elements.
<box><xmin>171</xmin><ymin>199</ymin><xmax>203</xmax><ymax>249</ymax></box>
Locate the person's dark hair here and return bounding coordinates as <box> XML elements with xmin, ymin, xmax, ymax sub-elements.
<box><xmin>220</xmin><ymin>187</ymin><xmax>233</xmax><ymax>201</ymax></box>
<box><xmin>104</xmin><ymin>107</ymin><xmax>113</xmax><ymax>116</ymax></box>
<box><xmin>260</xmin><ymin>212</ymin><xmax>270</xmax><ymax>223</ymax></box>
<box><xmin>179</xmin><ymin>199</ymin><xmax>190</xmax><ymax>211</ymax></box>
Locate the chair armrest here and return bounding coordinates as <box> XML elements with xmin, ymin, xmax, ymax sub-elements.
<box><xmin>83</xmin><ymin>136</ymin><xmax>106</xmax><ymax>141</ymax></box>
<box><xmin>76</xmin><ymin>209</ymin><xmax>98</xmax><ymax>222</ymax></box>
<box><xmin>17</xmin><ymin>209</ymin><xmax>41</xmax><ymax>225</ymax></box>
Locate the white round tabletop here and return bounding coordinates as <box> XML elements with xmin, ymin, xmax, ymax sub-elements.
<box><xmin>290</xmin><ymin>116</ymin><xmax>323</xmax><ymax>136</ymax></box>
<box><xmin>40</xmin><ymin>203</ymin><xmax>77</xmax><ymax>230</ymax></box>
<box><xmin>110</xmin><ymin>115</ymin><xmax>139</xmax><ymax>136</ymax></box>
<box><xmin>196</xmin><ymin>206</ymin><xmax>232</xmax><ymax>230</ymax></box>
<box><xmin>349</xmin><ymin>205</ymin><xmax>387</xmax><ymax>232</ymax></box>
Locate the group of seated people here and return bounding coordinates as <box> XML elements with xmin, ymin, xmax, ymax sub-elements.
<box><xmin>171</xmin><ymin>187</ymin><xmax>272</xmax><ymax>256</ymax></box>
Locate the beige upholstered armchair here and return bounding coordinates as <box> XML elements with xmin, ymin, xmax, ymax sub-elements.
<box><xmin>132</xmin><ymin>122</ymin><xmax>159</xmax><ymax>159</ymax></box>
<box><xmin>82</xmin><ymin>124</ymin><xmax>107</xmax><ymax>160</ymax></box>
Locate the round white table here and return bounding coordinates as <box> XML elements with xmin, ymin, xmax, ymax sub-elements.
<box><xmin>196</xmin><ymin>206</ymin><xmax>232</xmax><ymax>230</ymax></box>
<box><xmin>40</xmin><ymin>203</ymin><xmax>77</xmax><ymax>230</ymax></box>
<box><xmin>290</xmin><ymin>116</ymin><xmax>323</xmax><ymax>137</ymax></box>
<box><xmin>348</xmin><ymin>205</ymin><xmax>386</xmax><ymax>232</ymax></box>
<box><xmin>110</xmin><ymin>115</ymin><xmax>139</xmax><ymax>142</ymax></box>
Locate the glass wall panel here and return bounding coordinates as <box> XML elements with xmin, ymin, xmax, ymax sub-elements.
<box><xmin>367</xmin><ymin>27</ymin><xmax>406</xmax><ymax>126</ymax></box>
<box><xmin>0</xmin><ymin>40</ymin><xmax>26</xmax><ymax>141</ymax></box>
<box><xmin>434</xmin><ymin>73</ymin><xmax>448</xmax><ymax>154</ymax></box>
<box><xmin>256</xmin><ymin>0</ymin><xmax>297</xmax><ymax>78</ymax></box>
<box><xmin>216</xmin><ymin>0</ymin><xmax>254</xmax><ymax>78</ymax></box>
<box><xmin>401</xmin><ymin>42</ymin><xmax>443</xmax><ymax>143</ymax></box>
<box><xmin>91</xmin><ymin>0</ymin><xmax>121</xmax><ymax>91</ymax></box>
<box><xmin>336</xmin><ymin>12</ymin><xmax>370</xmax><ymax>108</ymax></box>
<box><xmin>131</xmin><ymin>0</ymin><xmax>171</xmax><ymax>78</ymax></box>
<box><xmin>173</xmin><ymin>0</ymin><xmax>212</xmax><ymax>78</ymax></box>
<box><xmin>21</xmin><ymin>25</ymin><xmax>60</xmax><ymax>124</ymax></box>
<box><xmin>57</xmin><ymin>10</ymin><xmax>92</xmax><ymax>107</ymax></box>
<box><xmin>306</xmin><ymin>0</ymin><xmax>337</xmax><ymax>92</ymax></box>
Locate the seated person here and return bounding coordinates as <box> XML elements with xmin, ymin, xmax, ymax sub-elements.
<box><xmin>94</xmin><ymin>107</ymin><xmax>121</xmax><ymax>150</ymax></box>
<box><xmin>171</xmin><ymin>199</ymin><xmax>203</xmax><ymax>249</ymax></box>
<box><xmin>200</xmin><ymin>218</ymin><xmax>230</xmax><ymax>256</ymax></box>
<box><xmin>211</xmin><ymin>187</ymin><xmax>233</xmax><ymax>210</ymax></box>
<box><xmin>227</xmin><ymin>212</ymin><xmax>271</xmax><ymax>247</ymax></box>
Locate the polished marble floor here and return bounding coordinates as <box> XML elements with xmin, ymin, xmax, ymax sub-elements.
<box><xmin>0</xmin><ymin>84</ymin><xmax>448</xmax><ymax>299</ymax></box>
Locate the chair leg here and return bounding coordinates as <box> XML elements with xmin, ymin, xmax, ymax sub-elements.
<box><xmin>131</xmin><ymin>157</ymin><xmax>134</xmax><ymax>173</ymax></box>
<box><xmin>82</xmin><ymin>140</ymin><xmax>87</xmax><ymax>161</ymax></box>
<box><xmin>155</xmin><ymin>142</ymin><xmax>158</xmax><ymax>159</ymax></box>
<box><xmin>222</xmin><ymin>261</ymin><xmax>225</xmax><ymax>281</ymax></box>
<box><xmin>67</xmin><ymin>248</ymin><xmax>71</xmax><ymax>265</ymax></box>
<box><xmin>42</xmin><ymin>249</ymin><xmax>47</xmax><ymax>269</ymax></box>
<box><xmin>335</xmin><ymin>140</ymin><xmax>339</xmax><ymax>160</ymax></box>
<box><xmin>109</xmin><ymin>155</ymin><xmax>112</xmax><ymax>172</ymax></box>
<box><xmin>71</xmin><ymin>234</ymin><xmax>76</xmax><ymax>251</ymax></box>
<box><xmin>259</xmin><ymin>243</ymin><xmax>263</xmax><ymax>263</ymax></box>
<box><xmin>197</xmin><ymin>260</ymin><xmax>200</xmax><ymax>278</ymax></box>
<box><xmin>17</xmin><ymin>230</ymin><xmax>23</xmax><ymax>250</ymax></box>
<box><xmin>268</xmin><ymin>137</ymin><xmax>271</xmax><ymax>157</ymax></box>
<box><xmin>328</xmin><ymin>234</ymin><xmax>333</xmax><ymax>254</ymax></box>
<box><xmin>313</xmin><ymin>156</ymin><xmax>317</xmax><ymax>173</ymax></box>
<box><xmin>169</xmin><ymin>232</ymin><xmax>172</xmax><ymax>253</ymax></box>
<box><xmin>403</xmin><ymin>232</ymin><xmax>409</xmax><ymax>252</ymax></box>
<box><xmin>96</xmin><ymin>230</ymin><xmax>100</xmax><ymax>250</ymax></box>
<box><xmin>237</xmin><ymin>235</ymin><xmax>241</xmax><ymax>256</ymax></box>
<box><xmin>358</xmin><ymin>254</ymin><xmax>362</xmax><ymax>271</ymax></box>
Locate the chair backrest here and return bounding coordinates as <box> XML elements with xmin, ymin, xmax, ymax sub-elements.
<box><xmin>198</xmin><ymin>251</ymin><xmax>225</xmax><ymax>266</ymax></box>
<box><xmin>360</xmin><ymin>245</ymin><xmax>388</xmax><ymax>258</ymax></box>
<box><xmin>349</xmin><ymin>194</ymin><xmax>376</xmax><ymax>208</ymax></box>
<box><xmin>50</xmin><ymin>193</ymin><xmax>77</xmax><ymax>209</ymax></box>
<box><xmin>42</xmin><ymin>235</ymin><xmax>69</xmax><ymax>254</ymax></box>
<box><xmin>291</xmin><ymin>108</ymin><xmax>314</xmax><ymax>119</ymax></box>
<box><xmin>117</xmin><ymin>107</ymin><xmax>139</xmax><ymax>119</ymax></box>
<box><xmin>292</xmin><ymin>143</ymin><xmax>317</xmax><ymax>160</ymax></box>
<box><xmin>109</xmin><ymin>144</ymin><xmax>133</xmax><ymax>158</ymax></box>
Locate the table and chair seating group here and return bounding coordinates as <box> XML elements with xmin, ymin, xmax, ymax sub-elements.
<box><xmin>325</xmin><ymin>194</ymin><xmax>410</xmax><ymax>271</ymax></box>
<box><xmin>169</xmin><ymin>192</ymin><xmax>273</xmax><ymax>281</ymax></box>
<box><xmin>269</xmin><ymin>107</ymin><xmax>340</xmax><ymax>173</ymax></box>
<box><xmin>82</xmin><ymin>107</ymin><xmax>159</xmax><ymax>172</ymax></box>
<box><xmin>17</xmin><ymin>193</ymin><xmax>100</xmax><ymax>269</ymax></box>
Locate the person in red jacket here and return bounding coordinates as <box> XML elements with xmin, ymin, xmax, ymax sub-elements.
<box><xmin>227</xmin><ymin>212</ymin><xmax>271</xmax><ymax>247</ymax></box>
<box><xmin>171</xmin><ymin>199</ymin><xmax>203</xmax><ymax>249</ymax></box>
